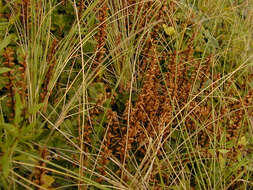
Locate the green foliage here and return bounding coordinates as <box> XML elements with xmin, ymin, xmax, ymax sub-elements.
<box><xmin>51</xmin><ymin>2</ymin><xmax>75</xmax><ymax>37</ymax></box>
<box><xmin>0</xmin><ymin>92</ymin><xmax>44</xmax><ymax>188</ymax></box>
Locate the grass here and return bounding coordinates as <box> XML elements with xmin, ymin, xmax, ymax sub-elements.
<box><xmin>0</xmin><ymin>0</ymin><xmax>253</xmax><ymax>189</ymax></box>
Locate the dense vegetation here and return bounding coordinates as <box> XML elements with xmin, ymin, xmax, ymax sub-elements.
<box><xmin>0</xmin><ymin>0</ymin><xmax>252</xmax><ymax>189</ymax></box>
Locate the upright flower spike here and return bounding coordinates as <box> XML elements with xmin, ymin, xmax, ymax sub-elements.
<box><xmin>17</xmin><ymin>55</ymin><xmax>27</xmax><ymax>105</ymax></box>
<box><xmin>94</xmin><ymin>0</ymin><xmax>108</xmax><ymax>69</ymax></box>
<box><xmin>78</xmin><ymin>0</ymin><xmax>85</xmax><ymax>18</ymax></box>
<box><xmin>40</xmin><ymin>39</ymin><xmax>58</xmax><ymax>112</ymax></box>
<box><xmin>2</xmin><ymin>48</ymin><xmax>16</xmax><ymax>120</ymax></box>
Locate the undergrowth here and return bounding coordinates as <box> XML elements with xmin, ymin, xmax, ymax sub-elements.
<box><xmin>0</xmin><ymin>0</ymin><xmax>252</xmax><ymax>189</ymax></box>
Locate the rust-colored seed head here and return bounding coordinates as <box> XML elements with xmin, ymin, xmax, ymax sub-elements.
<box><xmin>94</xmin><ymin>0</ymin><xmax>108</xmax><ymax>70</ymax></box>
<box><xmin>2</xmin><ymin>48</ymin><xmax>17</xmax><ymax>120</ymax></box>
<box><xmin>40</xmin><ymin>39</ymin><xmax>58</xmax><ymax>103</ymax></box>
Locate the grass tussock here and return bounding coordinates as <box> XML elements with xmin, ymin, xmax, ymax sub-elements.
<box><xmin>0</xmin><ymin>0</ymin><xmax>253</xmax><ymax>189</ymax></box>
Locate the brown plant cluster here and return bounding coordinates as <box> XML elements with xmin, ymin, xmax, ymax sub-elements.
<box><xmin>2</xmin><ymin>48</ymin><xmax>17</xmax><ymax>120</ymax></box>
<box><xmin>87</xmin><ymin>2</ymin><xmax>253</xmax><ymax>186</ymax></box>
<box><xmin>119</xmin><ymin>45</ymin><xmax>171</xmax><ymax>159</ymax></box>
<box><xmin>90</xmin><ymin>2</ymin><xmax>178</xmax><ymax>179</ymax></box>
<box><xmin>96</xmin><ymin>108</ymin><xmax>121</xmax><ymax>182</ymax></box>
<box><xmin>98</xmin><ymin>0</ymin><xmax>181</xmax><ymax>162</ymax></box>
<box><xmin>2</xmin><ymin>48</ymin><xmax>27</xmax><ymax>120</ymax></box>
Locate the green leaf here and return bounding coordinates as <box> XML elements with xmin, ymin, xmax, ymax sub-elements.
<box><xmin>0</xmin><ymin>153</ymin><xmax>11</xmax><ymax>178</ymax></box>
<box><xmin>0</xmin><ymin>67</ymin><xmax>11</xmax><ymax>74</ymax></box>
<box><xmin>84</xmin><ymin>40</ymin><xmax>96</xmax><ymax>53</ymax></box>
<box><xmin>13</xmin><ymin>154</ymin><xmax>29</xmax><ymax>162</ymax></box>
<box><xmin>0</xmin><ymin>34</ymin><xmax>16</xmax><ymax>53</ymax></box>
<box><xmin>0</xmin><ymin>22</ymin><xmax>8</xmax><ymax>31</ymax></box>
<box><xmin>88</xmin><ymin>82</ymin><xmax>105</xmax><ymax>101</ymax></box>
<box><xmin>28</xmin><ymin>103</ymin><xmax>44</xmax><ymax>115</ymax></box>
<box><xmin>14</xmin><ymin>93</ymin><xmax>23</xmax><ymax>125</ymax></box>
<box><xmin>87</xmin><ymin>13</ymin><xmax>97</xmax><ymax>26</ymax></box>
<box><xmin>0</xmin><ymin>123</ymin><xmax>18</xmax><ymax>137</ymax></box>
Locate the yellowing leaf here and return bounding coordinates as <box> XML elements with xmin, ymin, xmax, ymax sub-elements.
<box><xmin>219</xmin><ymin>154</ymin><xmax>226</xmax><ymax>170</ymax></box>
<box><xmin>41</xmin><ymin>174</ymin><xmax>55</xmax><ymax>188</ymax></box>
<box><xmin>163</xmin><ymin>24</ymin><xmax>176</xmax><ymax>36</ymax></box>
<box><xmin>238</xmin><ymin>136</ymin><xmax>247</xmax><ymax>146</ymax></box>
<box><xmin>218</xmin><ymin>149</ymin><xmax>229</xmax><ymax>154</ymax></box>
<box><xmin>195</xmin><ymin>46</ymin><xmax>202</xmax><ymax>52</ymax></box>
